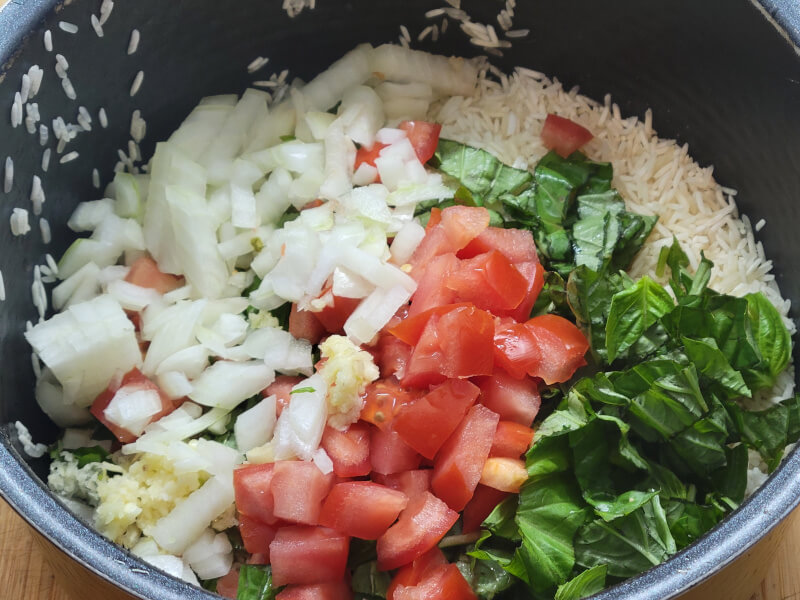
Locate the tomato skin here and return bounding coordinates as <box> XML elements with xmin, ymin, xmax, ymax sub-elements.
<box><xmin>524</xmin><ymin>314</ymin><xmax>589</xmax><ymax>384</ymax></box>
<box><xmin>233</xmin><ymin>463</ymin><xmax>278</xmax><ymax>524</ymax></box>
<box><xmin>355</xmin><ymin>142</ymin><xmax>388</xmax><ymax>169</ymax></box>
<box><xmin>493</xmin><ymin>322</ymin><xmax>542</xmax><ymax>380</ymax></box>
<box><xmin>387</xmin><ymin>547</ymin><xmax>448</xmax><ymax>599</ymax></box>
<box><xmin>408</xmin><ymin>252</ymin><xmax>459</xmax><ymax>316</ymax></box>
<box><xmin>376</xmin><ymin>491</ymin><xmax>459</xmax><ymax>571</ymax></box>
<box><xmin>270</xmin><ymin>525</ymin><xmax>350</xmax><ymax>586</ymax></box>
<box><xmin>374</xmin><ymin>333</ymin><xmax>413</xmax><ymax>381</ymax></box>
<box><xmin>489</xmin><ymin>421</ymin><xmax>535</xmax><ymax>459</ymax></box>
<box><xmin>398</xmin><ymin>120</ymin><xmax>442</xmax><ymax>164</ymax></box>
<box><xmin>462</xmin><ymin>485</ymin><xmax>510</xmax><ymax>534</ymax></box>
<box><xmin>504</xmin><ymin>261</ymin><xmax>545</xmax><ymax>322</ymax></box>
<box><xmin>446</xmin><ymin>250</ymin><xmax>529</xmax><ymax>313</ymax></box>
<box><xmin>431</xmin><ymin>404</ymin><xmax>500</xmax><ymax>511</ymax></box>
<box><xmin>319</xmin><ymin>481</ymin><xmax>409</xmax><ymax>540</ymax></box>
<box><xmin>314</xmin><ymin>294</ymin><xmax>362</xmax><ymax>333</ymax></box>
<box><xmin>373</xmin><ymin>469</ymin><xmax>432</xmax><ymax>500</ymax></box>
<box><xmin>393</xmin><ymin>379</ymin><xmax>480</xmax><ymax>460</ymax></box>
<box><xmin>393</xmin><ymin>564</ymin><xmax>477</xmax><ymax>600</ymax></box>
<box><xmin>89</xmin><ymin>368</ymin><xmax>175</xmax><ymax>443</ymax></box>
<box><xmin>540</xmin><ymin>113</ymin><xmax>594</xmax><ymax>158</ymax></box>
<box><xmin>271</xmin><ymin>460</ymin><xmax>335</xmax><ymax>525</ymax></box>
<box><xmin>125</xmin><ymin>256</ymin><xmax>183</xmax><ymax>294</ymax></box>
<box><xmin>289</xmin><ymin>303</ymin><xmax>326</xmax><ymax>345</ymax></box>
<box><xmin>239</xmin><ymin>514</ymin><xmax>278</xmax><ymax>557</ymax></box>
<box><xmin>457</xmin><ymin>227</ymin><xmax>538</xmax><ymax>264</ymax></box>
<box><xmin>360</xmin><ymin>380</ymin><xmax>421</xmax><ymax>432</ymax></box>
<box><xmin>477</xmin><ymin>370</ymin><xmax>541</xmax><ymax>426</ymax></box>
<box><xmin>321</xmin><ymin>422</ymin><xmax>372</xmax><ymax>478</ymax></box>
<box><xmin>408</xmin><ymin>206</ymin><xmax>490</xmax><ymax>274</ymax></box>
<box><xmin>215</xmin><ymin>567</ymin><xmax>240</xmax><ymax>599</ymax></box>
<box><xmin>370</xmin><ymin>424</ymin><xmax>423</xmax><ymax>475</ymax></box>
<box><xmin>276</xmin><ymin>579</ymin><xmax>352</xmax><ymax>600</ymax></box>
<box><xmin>390</xmin><ymin>302</ymin><xmax>473</xmax><ymax>347</ymax></box>
<box><xmin>264</xmin><ymin>375</ymin><xmax>304</xmax><ymax>416</ymax></box>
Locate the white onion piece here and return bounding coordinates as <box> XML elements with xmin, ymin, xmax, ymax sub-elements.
<box><xmin>337</xmin><ymin>245</ymin><xmax>416</xmax><ymax>293</ymax></box>
<box><xmin>184</xmin><ymin>529</ymin><xmax>233</xmax><ymax>580</ymax></box>
<box><xmin>304</xmin><ymin>111</ymin><xmax>337</xmax><ymax>141</ymax></box>
<box><xmin>390</xmin><ymin>220</ymin><xmax>426</xmax><ymax>265</ymax></box>
<box><xmin>246</xmin><ymin>140</ymin><xmax>324</xmax><ymax>176</ymax></box>
<box><xmin>338</xmin><ymin>85</ymin><xmax>385</xmax><ymax>147</ymax></box>
<box><xmin>122</xmin><ymin>406</ymin><xmax>229</xmax><ymax>454</ymax></box>
<box><xmin>344</xmin><ymin>284</ymin><xmax>413</xmax><ymax>345</ymax></box>
<box><xmin>387</xmin><ymin>175</ymin><xmax>454</xmax><ymax>207</ymax></box>
<box><xmin>142</xmin><ymin>299</ymin><xmax>207</xmax><ymax>376</ymax></box>
<box><xmin>168</xmin><ymin>97</ymin><xmax>235</xmax><ymax>161</ymax></box>
<box><xmin>57</xmin><ymin>239</ymin><xmax>119</xmax><ymax>280</ymax></box>
<box><xmin>140</xmin><ymin>554</ymin><xmax>199</xmax><ymax>586</ymax></box>
<box><xmin>313</xmin><ymin>447</ymin><xmax>334</xmax><ymax>474</ymax></box>
<box><xmin>103</xmin><ymin>387</ymin><xmax>162</xmax><ymax>437</ymax></box>
<box><xmin>35</xmin><ymin>370</ymin><xmax>92</xmax><ymax>427</ymax></box>
<box><xmin>331</xmin><ymin>266</ymin><xmax>372</xmax><ymax>299</ymax></box>
<box><xmin>52</xmin><ymin>262</ymin><xmax>101</xmax><ymax>310</ymax></box>
<box><xmin>150</xmin><ymin>476</ymin><xmax>235</xmax><ymax>554</ymax></box>
<box><xmin>273</xmin><ymin>374</ymin><xmax>328</xmax><ymax>460</ymax></box>
<box><xmin>155</xmin><ymin>345</ymin><xmax>210</xmax><ymax>379</ymax></box>
<box><xmin>243</xmin><ymin>327</ymin><xmax>313</xmax><ymax>375</ymax></box>
<box><xmin>189</xmin><ymin>360</ymin><xmax>274</xmax><ymax>410</ymax></box>
<box><xmin>300</xmin><ymin>43</ymin><xmax>374</xmax><ymax>112</ymax></box>
<box><xmin>341</xmin><ymin>184</ymin><xmax>393</xmax><ymax>224</ymax></box>
<box><xmin>106</xmin><ymin>280</ymin><xmax>161</xmax><ymax>312</ymax></box>
<box><xmin>234</xmin><ymin>395</ymin><xmax>277</xmax><ymax>453</ymax></box>
<box><xmin>93</xmin><ymin>214</ymin><xmax>147</xmax><ymax>254</ymax></box>
<box><xmin>210</xmin><ymin>313</ymin><xmax>249</xmax><ymax>347</ymax></box>
<box><xmin>156</xmin><ymin>371</ymin><xmax>193</xmax><ymax>400</ymax></box>
<box><xmin>67</xmin><ymin>199</ymin><xmax>115</xmax><ymax>232</ymax></box>
<box><xmin>352</xmin><ymin>162</ymin><xmax>378</xmax><ymax>186</ymax></box>
<box><xmin>375</xmin><ymin>127</ymin><xmax>407</xmax><ymax>145</ymax></box>
<box><xmin>319</xmin><ymin>118</ymin><xmax>355</xmax><ymax>201</ymax></box>
<box><xmin>244</xmin><ymin>102</ymin><xmax>297</xmax><ymax>154</ymax></box>
<box><xmin>255</xmin><ymin>167</ymin><xmax>293</xmax><ymax>225</ymax></box>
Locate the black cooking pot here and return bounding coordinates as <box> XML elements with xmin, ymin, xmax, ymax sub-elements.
<box><xmin>1</xmin><ymin>1</ymin><xmax>800</xmax><ymax>598</ymax></box>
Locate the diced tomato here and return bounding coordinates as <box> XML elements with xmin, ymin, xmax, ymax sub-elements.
<box><xmin>248</xmin><ymin>553</ymin><xmax>269</xmax><ymax>565</ymax></box>
<box><xmin>540</xmin><ymin>113</ymin><xmax>594</xmax><ymax>158</ymax></box>
<box><xmin>271</xmin><ymin>460</ymin><xmax>335</xmax><ymax>525</ymax></box>
<box><xmin>504</xmin><ymin>261</ymin><xmax>545</xmax><ymax>322</ymax></box>
<box><xmin>215</xmin><ymin>567</ymin><xmax>240</xmax><ymax>599</ymax></box>
<box><xmin>445</xmin><ymin>250</ymin><xmax>529</xmax><ymax>313</ymax></box>
<box><xmin>370</xmin><ymin>424</ymin><xmax>423</xmax><ymax>475</ymax></box>
<box><xmin>360</xmin><ymin>380</ymin><xmax>421</xmax><ymax>432</ymax></box>
<box><xmin>402</xmin><ymin>305</ymin><xmax>494</xmax><ymax>388</ymax></box>
<box><xmin>480</xmin><ymin>457</ymin><xmax>528</xmax><ymax>493</ymax></box>
<box><xmin>407</xmin><ymin>253</ymin><xmax>459</xmax><ymax>315</ymax></box>
<box><xmin>462</xmin><ymin>485</ymin><xmax>510</xmax><ymax>534</ymax></box>
<box><xmin>233</xmin><ymin>462</ymin><xmax>278</xmax><ymax>524</ymax></box>
<box><xmin>276</xmin><ymin>579</ymin><xmax>352</xmax><ymax>600</ymax></box>
<box><xmin>524</xmin><ymin>314</ymin><xmax>589</xmax><ymax>384</ymax></box>
<box><xmin>393</xmin><ymin>379</ymin><xmax>480</xmax><ymax>459</ymax></box>
<box><xmin>493</xmin><ymin>321</ymin><xmax>542</xmax><ymax>380</ymax></box>
<box><xmin>319</xmin><ymin>482</ymin><xmax>409</xmax><ymax>540</ymax></box>
<box><xmin>313</xmin><ymin>294</ymin><xmax>362</xmax><ymax>333</ymax></box>
<box><xmin>390</xmin><ymin>303</ymin><xmax>472</xmax><ymax>347</ymax></box>
<box><xmin>387</xmin><ymin>547</ymin><xmax>448</xmax><ymax>599</ymax></box>
<box><xmin>374</xmin><ymin>469</ymin><xmax>432</xmax><ymax>500</ymax></box>
<box><xmin>124</xmin><ymin>256</ymin><xmax>183</xmax><ymax>294</ymax></box>
<box><xmin>289</xmin><ymin>303</ymin><xmax>326</xmax><ymax>345</ymax></box>
<box><xmin>408</xmin><ymin>206</ymin><xmax>490</xmax><ymax>273</ymax></box>
<box><xmin>374</xmin><ymin>333</ymin><xmax>413</xmax><ymax>380</ymax></box>
<box><xmin>393</xmin><ymin>564</ymin><xmax>477</xmax><ymax>600</ymax></box>
<box><xmin>376</xmin><ymin>491</ymin><xmax>459</xmax><ymax>571</ymax></box>
<box><xmin>264</xmin><ymin>375</ymin><xmax>304</xmax><ymax>416</ymax></box>
<box><xmin>426</xmin><ymin>207</ymin><xmax>443</xmax><ymax>231</ymax></box>
<box><xmin>398</xmin><ymin>120</ymin><xmax>442</xmax><ymax>164</ymax></box>
<box><xmin>89</xmin><ymin>368</ymin><xmax>175</xmax><ymax>443</ymax></box>
<box><xmin>477</xmin><ymin>370</ymin><xmax>541</xmax><ymax>426</ymax></box>
<box><xmin>457</xmin><ymin>227</ymin><xmax>539</xmax><ymax>264</ymax></box>
<box><xmin>239</xmin><ymin>514</ymin><xmax>278</xmax><ymax>557</ymax></box>
<box><xmin>432</xmin><ymin>404</ymin><xmax>500</xmax><ymax>511</ymax></box>
<box><xmin>490</xmin><ymin>421</ymin><xmax>535</xmax><ymax>459</ymax></box>
<box><xmin>355</xmin><ymin>142</ymin><xmax>388</xmax><ymax>169</ymax></box>
<box><xmin>321</xmin><ymin>423</ymin><xmax>372</xmax><ymax>478</ymax></box>
<box><xmin>270</xmin><ymin>526</ymin><xmax>350</xmax><ymax>586</ymax></box>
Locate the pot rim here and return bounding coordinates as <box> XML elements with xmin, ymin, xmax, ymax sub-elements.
<box><xmin>0</xmin><ymin>1</ymin><xmax>799</xmax><ymax>599</ymax></box>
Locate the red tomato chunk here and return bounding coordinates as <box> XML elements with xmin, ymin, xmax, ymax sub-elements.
<box><xmin>124</xmin><ymin>255</ymin><xmax>183</xmax><ymax>294</ymax></box>
<box><xmin>477</xmin><ymin>370</ymin><xmax>541</xmax><ymax>426</ymax></box>
<box><xmin>215</xmin><ymin>567</ymin><xmax>240</xmax><ymax>600</ymax></box>
<box><xmin>489</xmin><ymin>421</ymin><xmax>535</xmax><ymax>459</ymax></box>
<box><xmin>462</xmin><ymin>485</ymin><xmax>510</xmax><ymax>534</ymax></box>
<box><xmin>540</xmin><ymin>113</ymin><xmax>594</xmax><ymax>158</ymax></box>
<box><xmin>321</xmin><ymin>422</ymin><xmax>372</xmax><ymax>478</ymax></box>
<box><xmin>238</xmin><ymin>514</ymin><xmax>278</xmax><ymax>557</ymax></box>
<box><xmin>370</xmin><ymin>424</ymin><xmax>423</xmax><ymax>475</ymax></box>
<box><xmin>388</xmin><ymin>547</ymin><xmax>448</xmax><ymax>599</ymax></box>
<box><xmin>319</xmin><ymin>481</ymin><xmax>409</xmax><ymax>540</ymax></box>
<box><xmin>374</xmin><ymin>469</ymin><xmax>432</xmax><ymax>500</ymax></box>
<box><xmin>271</xmin><ymin>460</ymin><xmax>334</xmax><ymax>525</ymax></box>
<box><xmin>393</xmin><ymin>564</ymin><xmax>477</xmax><ymax>600</ymax></box>
<box><xmin>398</xmin><ymin>120</ymin><xmax>442</xmax><ymax>164</ymax></box>
<box><xmin>376</xmin><ymin>491</ymin><xmax>458</xmax><ymax>571</ymax></box>
<box><xmin>270</xmin><ymin>526</ymin><xmax>350</xmax><ymax>586</ymax></box>
<box><xmin>233</xmin><ymin>463</ymin><xmax>278</xmax><ymax>524</ymax></box>
<box><xmin>276</xmin><ymin>579</ymin><xmax>352</xmax><ymax>600</ymax></box>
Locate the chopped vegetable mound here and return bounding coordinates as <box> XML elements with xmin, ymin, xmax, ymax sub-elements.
<box><xmin>318</xmin><ymin>334</ymin><xmax>380</xmax><ymax>430</ymax></box>
<box><xmin>48</xmin><ymin>450</ymin><xmax>110</xmax><ymax>506</ymax></box>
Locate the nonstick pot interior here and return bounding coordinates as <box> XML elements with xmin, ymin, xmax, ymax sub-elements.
<box><xmin>1</xmin><ymin>1</ymin><xmax>799</xmax><ymax>599</ymax></box>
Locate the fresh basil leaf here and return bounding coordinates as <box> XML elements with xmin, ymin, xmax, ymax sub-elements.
<box><xmin>526</xmin><ymin>434</ymin><xmax>572</xmax><ymax>480</ymax></box>
<box><xmin>662</xmin><ymin>238</ymin><xmax>712</xmax><ymax>298</ymax></box>
<box><xmin>483</xmin><ymin>495</ymin><xmax>521</xmax><ymax>540</ymax></box>
<box><xmin>348</xmin><ymin>539</ymin><xmax>378</xmax><ymax>569</ymax></box>
<box><xmin>662</xmin><ymin>499</ymin><xmax>725</xmax><ymax>550</ymax></box>
<box><xmin>742</xmin><ymin>292</ymin><xmax>792</xmax><ymax>391</ymax></box>
<box><xmin>574</xmin><ymin>497</ymin><xmax>673</xmax><ymax>578</ymax></box>
<box><xmin>606</xmin><ymin>276</ymin><xmax>674</xmax><ymax>363</ymax></box>
<box><xmin>351</xmin><ymin>561</ymin><xmax>390</xmax><ymax>599</ymax></box>
<box><xmin>668</xmin><ymin>410</ymin><xmax>729</xmax><ymax>477</ymax></box>
<box><xmin>682</xmin><ymin>337</ymin><xmax>751</xmax><ymax>398</ymax></box>
<box><xmin>739</xmin><ymin>395</ymin><xmax>800</xmax><ymax>471</ymax></box>
<box><xmin>514</xmin><ymin>474</ymin><xmax>590</xmax><ymax>595</ymax></box>
<box><xmin>534</xmin><ymin>391</ymin><xmax>593</xmax><ymax>441</ymax></box>
<box><xmin>531</xmin><ymin>271</ymin><xmax>569</xmax><ymax>318</ymax></box>
<box><xmin>709</xmin><ymin>444</ymin><xmax>748</xmax><ymax>503</ymax></box>
<box><xmin>456</xmin><ymin>554</ymin><xmax>517</xmax><ymax>599</ymax></box>
<box><xmin>641</xmin><ymin>461</ymin><xmax>688</xmax><ymax>500</ymax></box>
<box><xmin>71</xmin><ymin>445</ymin><xmax>111</xmax><ymax>468</ymax></box>
<box><xmin>237</xmin><ymin>565</ymin><xmax>279</xmax><ymax>600</ymax></box>
<box><xmin>554</xmin><ymin>564</ymin><xmax>608</xmax><ymax>600</ymax></box>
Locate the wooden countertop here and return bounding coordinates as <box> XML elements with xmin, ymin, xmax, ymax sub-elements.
<box><xmin>2</xmin><ymin>497</ymin><xmax>800</xmax><ymax>600</ymax></box>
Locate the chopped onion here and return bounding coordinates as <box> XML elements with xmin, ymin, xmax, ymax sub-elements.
<box><xmin>234</xmin><ymin>395</ymin><xmax>277</xmax><ymax>452</ymax></box>
<box><xmin>189</xmin><ymin>360</ymin><xmax>274</xmax><ymax>410</ymax></box>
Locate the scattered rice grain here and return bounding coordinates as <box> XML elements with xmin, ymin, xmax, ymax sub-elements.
<box><xmin>28</xmin><ymin>66</ymin><xmax>44</xmax><ymax>98</ymax></box>
<box><xmin>505</xmin><ymin>28</ymin><xmax>529</xmax><ymax>38</ymax></box>
<box><xmin>10</xmin><ymin>208</ymin><xmax>31</xmax><ymax>236</ymax></box>
<box><xmin>755</xmin><ymin>218</ymin><xmax>766</xmax><ymax>232</ymax></box>
<box><xmin>91</xmin><ymin>14</ymin><xmax>104</xmax><ymax>37</ymax></box>
<box><xmin>61</xmin><ymin>77</ymin><xmax>77</xmax><ymax>100</ymax></box>
<box><xmin>39</xmin><ymin>124</ymin><xmax>49</xmax><ymax>146</ymax></box>
<box><xmin>4</xmin><ymin>157</ymin><xmax>13</xmax><ymax>193</ymax></box>
<box><xmin>41</xmin><ymin>149</ymin><xmax>51</xmax><ymax>172</ymax></box>
<box><xmin>58</xmin><ymin>21</ymin><xmax>78</xmax><ymax>34</ymax></box>
<box><xmin>40</xmin><ymin>217</ymin><xmax>51</xmax><ymax>244</ymax></box>
<box><xmin>99</xmin><ymin>107</ymin><xmax>108</xmax><ymax>129</ymax></box>
<box><xmin>60</xmin><ymin>151</ymin><xmax>79</xmax><ymax>164</ymax></box>
<box><xmin>92</xmin><ymin>168</ymin><xmax>100</xmax><ymax>189</ymax></box>
<box><xmin>130</xmin><ymin>70</ymin><xmax>144</xmax><ymax>97</ymax></box>
<box><xmin>44</xmin><ymin>30</ymin><xmax>53</xmax><ymax>52</ymax></box>
<box><xmin>20</xmin><ymin>74</ymin><xmax>31</xmax><ymax>103</ymax></box>
<box><xmin>30</xmin><ymin>175</ymin><xmax>45</xmax><ymax>216</ymax></box>
<box><xmin>11</xmin><ymin>92</ymin><xmax>23</xmax><ymax>128</ymax></box>
<box><xmin>99</xmin><ymin>0</ymin><xmax>114</xmax><ymax>25</ymax></box>
<box><xmin>0</xmin><ymin>270</ymin><xmax>5</xmax><ymax>301</ymax></box>
<box><xmin>247</xmin><ymin>56</ymin><xmax>269</xmax><ymax>73</ymax></box>
<box><xmin>425</xmin><ymin>8</ymin><xmax>445</xmax><ymax>18</ymax></box>
<box><xmin>418</xmin><ymin>25</ymin><xmax>433</xmax><ymax>42</ymax></box>
<box><xmin>127</xmin><ymin>29</ymin><xmax>140</xmax><ymax>55</ymax></box>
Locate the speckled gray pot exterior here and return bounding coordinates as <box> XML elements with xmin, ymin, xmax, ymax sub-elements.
<box><xmin>1</xmin><ymin>1</ymin><xmax>800</xmax><ymax>599</ymax></box>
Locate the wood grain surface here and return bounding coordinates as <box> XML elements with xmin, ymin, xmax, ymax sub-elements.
<box><xmin>2</xmin><ymin>497</ymin><xmax>800</xmax><ymax>600</ymax></box>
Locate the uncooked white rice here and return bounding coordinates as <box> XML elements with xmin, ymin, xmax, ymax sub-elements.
<box><xmin>0</xmin><ymin>270</ymin><xmax>5</xmax><ymax>302</ymax></box>
<box><xmin>90</xmin><ymin>14</ymin><xmax>104</xmax><ymax>38</ymax></box>
<box><xmin>20</xmin><ymin>74</ymin><xmax>31</xmax><ymax>104</ymax></box>
<box><xmin>39</xmin><ymin>217</ymin><xmax>51</xmax><ymax>244</ymax></box>
<box><xmin>130</xmin><ymin>109</ymin><xmax>146</xmax><ymax>142</ymax></box>
<box><xmin>38</xmin><ymin>124</ymin><xmax>48</xmax><ymax>146</ymax></box>
<box><xmin>60</xmin><ymin>151</ymin><xmax>79</xmax><ymax>164</ymax></box>
<box><xmin>127</xmin><ymin>29</ymin><xmax>140</xmax><ymax>55</ymax></box>
<box><xmin>3</xmin><ymin>156</ymin><xmax>13</xmax><ymax>193</ymax></box>
<box><xmin>10</xmin><ymin>208</ymin><xmax>30</xmax><ymax>236</ymax></box>
<box><xmin>28</xmin><ymin>66</ymin><xmax>43</xmax><ymax>99</ymax></box>
<box><xmin>41</xmin><ymin>149</ymin><xmax>51</xmax><ymax>172</ymax></box>
<box><xmin>99</xmin><ymin>0</ymin><xmax>114</xmax><ymax>26</ymax></box>
<box><xmin>11</xmin><ymin>92</ymin><xmax>23</xmax><ymax>128</ymax></box>
<box><xmin>44</xmin><ymin>30</ymin><xmax>53</xmax><ymax>52</ymax></box>
<box><xmin>99</xmin><ymin>107</ymin><xmax>109</xmax><ymax>129</ymax></box>
<box><xmin>247</xmin><ymin>56</ymin><xmax>269</xmax><ymax>74</ymax></box>
<box><xmin>58</xmin><ymin>21</ymin><xmax>78</xmax><ymax>34</ymax></box>
<box><xmin>130</xmin><ymin>70</ymin><xmax>144</xmax><ymax>97</ymax></box>
<box><xmin>30</xmin><ymin>175</ymin><xmax>45</xmax><ymax>216</ymax></box>
<box><xmin>92</xmin><ymin>168</ymin><xmax>101</xmax><ymax>189</ymax></box>
<box><xmin>61</xmin><ymin>77</ymin><xmax>77</xmax><ymax>101</ymax></box>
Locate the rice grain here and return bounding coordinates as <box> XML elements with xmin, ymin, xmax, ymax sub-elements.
<box><xmin>92</xmin><ymin>168</ymin><xmax>101</xmax><ymax>189</ymax></box>
<box><xmin>130</xmin><ymin>70</ymin><xmax>144</xmax><ymax>97</ymax></box>
<box><xmin>44</xmin><ymin>30</ymin><xmax>53</xmax><ymax>52</ymax></box>
<box><xmin>40</xmin><ymin>217</ymin><xmax>52</xmax><ymax>244</ymax></box>
<box><xmin>99</xmin><ymin>107</ymin><xmax>109</xmax><ymax>128</ymax></box>
<box><xmin>4</xmin><ymin>157</ymin><xmax>13</xmax><ymax>193</ymax></box>
<box><xmin>10</xmin><ymin>208</ymin><xmax>31</xmax><ymax>236</ymax></box>
<box><xmin>58</xmin><ymin>21</ymin><xmax>78</xmax><ymax>34</ymax></box>
<box><xmin>60</xmin><ymin>151</ymin><xmax>79</xmax><ymax>164</ymax></box>
<box><xmin>128</xmin><ymin>29</ymin><xmax>140</xmax><ymax>55</ymax></box>
<box><xmin>91</xmin><ymin>14</ymin><xmax>104</xmax><ymax>37</ymax></box>
<box><xmin>42</xmin><ymin>149</ymin><xmax>51</xmax><ymax>172</ymax></box>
